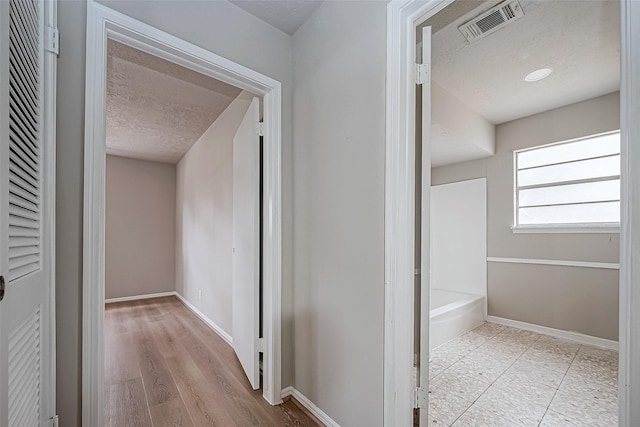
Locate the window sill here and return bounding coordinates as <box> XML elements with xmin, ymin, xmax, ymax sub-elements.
<box><xmin>512</xmin><ymin>224</ymin><xmax>620</xmax><ymax>234</ymax></box>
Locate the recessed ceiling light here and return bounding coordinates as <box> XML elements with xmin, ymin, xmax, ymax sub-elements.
<box><xmin>524</xmin><ymin>67</ymin><xmax>553</xmax><ymax>82</ymax></box>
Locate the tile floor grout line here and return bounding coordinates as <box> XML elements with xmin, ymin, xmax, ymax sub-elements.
<box><xmin>537</xmin><ymin>343</ymin><xmax>582</xmax><ymax>426</ymax></box>
<box><xmin>430</xmin><ymin>323</ymin><xmax>618</xmax><ymax>426</ymax></box>
<box><xmin>447</xmin><ymin>327</ymin><xmax>525</xmax><ymax>426</ymax></box>
<box><xmin>470</xmin><ymin>330</ymin><xmax>545</xmax><ymax>426</ymax></box>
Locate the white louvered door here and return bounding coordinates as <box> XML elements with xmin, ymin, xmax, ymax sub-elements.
<box><xmin>0</xmin><ymin>0</ymin><xmax>57</xmax><ymax>426</ymax></box>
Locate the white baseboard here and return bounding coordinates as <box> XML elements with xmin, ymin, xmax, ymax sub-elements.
<box><xmin>281</xmin><ymin>387</ymin><xmax>340</xmax><ymax>427</ymax></box>
<box><xmin>105</xmin><ymin>291</ymin><xmax>177</xmax><ymax>304</ymax></box>
<box><xmin>487</xmin><ymin>315</ymin><xmax>619</xmax><ymax>351</ymax></box>
<box><xmin>174</xmin><ymin>292</ymin><xmax>233</xmax><ymax>346</ymax></box>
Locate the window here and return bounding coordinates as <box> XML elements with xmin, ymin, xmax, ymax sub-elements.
<box><xmin>513</xmin><ymin>131</ymin><xmax>620</xmax><ymax>232</ymax></box>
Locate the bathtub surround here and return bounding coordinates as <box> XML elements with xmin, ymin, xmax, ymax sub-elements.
<box><xmin>105</xmin><ymin>155</ymin><xmax>177</xmax><ymax>300</ymax></box>
<box><xmin>429</xmin><ymin>322</ymin><xmax>618</xmax><ymax>425</ymax></box>
<box><xmin>429</xmin><ymin>178</ymin><xmax>488</xmax><ymax>349</ymax></box>
<box><xmin>430</xmin><ymin>289</ymin><xmax>485</xmax><ymax>350</ymax></box>
<box><xmin>431</xmin><ymin>92</ymin><xmax>620</xmax><ymax>341</ymax></box>
<box><xmin>430</xmin><ymin>178</ymin><xmax>487</xmax><ymax>301</ymax></box>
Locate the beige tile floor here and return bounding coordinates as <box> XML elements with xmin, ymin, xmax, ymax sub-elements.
<box><xmin>428</xmin><ymin>322</ymin><xmax>618</xmax><ymax>426</ymax></box>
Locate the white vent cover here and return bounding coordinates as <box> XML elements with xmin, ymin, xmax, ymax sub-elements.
<box><xmin>458</xmin><ymin>0</ymin><xmax>525</xmax><ymax>43</ymax></box>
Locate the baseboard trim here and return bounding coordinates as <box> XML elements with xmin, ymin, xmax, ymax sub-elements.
<box><xmin>174</xmin><ymin>292</ymin><xmax>233</xmax><ymax>346</ymax></box>
<box><xmin>487</xmin><ymin>315</ymin><xmax>619</xmax><ymax>351</ymax></box>
<box><xmin>105</xmin><ymin>291</ymin><xmax>177</xmax><ymax>304</ymax></box>
<box><xmin>281</xmin><ymin>386</ymin><xmax>340</xmax><ymax>427</ymax></box>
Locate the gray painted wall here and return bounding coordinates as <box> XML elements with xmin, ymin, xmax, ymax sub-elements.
<box><xmin>432</xmin><ymin>92</ymin><xmax>620</xmax><ymax>341</ymax></box>
<box><xmin>105</xmin><ymin>155</ymin><xmax>176</xmax><ymax>300</ymax></box>
<box><xmin>56</xmin><ymin>2</ymin><xmax>86</xmax><ymax>424</ymax></box>
<box><xmin>175</xmin><ymin>92</ymin><xmax>253</xmax><ymax>336</ymax></box>
<box><xmin>56</xmin><ymin>2</ymin><xmax>294</xmax><ymax>424</ymax></box>
<box><xmin>292</xmin><ymin>2</ymin><xmax>387</xmax><ymax>426</ymax></box>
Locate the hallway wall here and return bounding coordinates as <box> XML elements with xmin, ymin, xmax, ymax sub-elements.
<box><xmin>292</xmin><ymin>2</ymin><xmax>387</xmax><ymax>426</ymax></box>
<box><xmin>105</xmin><ymin>155</ymin><xmax>176</xmax><ymax>299</ymax></box>
<box><xmin>175</xmin><ymin>91</ymin><xmax>253</xmax><ymax>336</ymax></box>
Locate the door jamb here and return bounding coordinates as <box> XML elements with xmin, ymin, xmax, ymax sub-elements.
<box><xmin>43</xmin><ymin>0</ymin><xmax>58</xmax><ymax>422</ymax></box>
<box><xmin>384</xmin><ymin>2</ymin><xmax>454</xmax><ymax>425</ymax></box>
<box><xmin>618</xmin><ymin>1</ymin><xmax>640</xmax><ymax>425</ymax></box>
<box><xmin>384</xmin><ymin>0</ymin><xmax>639</xmax><ymax>425</ymax></box>
<box><xmin>82</xmin><ymin>3</ymin><xmax>283</xmax><ymax>425</ymax></box>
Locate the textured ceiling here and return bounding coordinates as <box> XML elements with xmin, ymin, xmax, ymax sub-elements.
<box><xmin>422</xmin><ymin>0</ymin><xmax>620</xmax><ymax>125</ymax></box>
<box><xmin>106</xmin><ymin>41</ymin><xmax>242</xmax><ymax>163</ymax></box>
<box><xmin>229</xmin><ymin>0</ymin><xmax>323</xmax><ymax>35</ymax></box>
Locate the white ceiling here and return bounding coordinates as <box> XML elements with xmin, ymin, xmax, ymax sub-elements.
<box><xmin>229</xmin><ymin>0</ymin><xmax>323</xmax><ymax>35</ymax></box>
<box><xmin>427</xmin><ymin>0</ymin><xmax>620</xmax><ymax>125</ymax></box>
<box><xmin>106</xmin><ymin>41</ymin><xmax>242</xmax><ymax>164</ymax></box>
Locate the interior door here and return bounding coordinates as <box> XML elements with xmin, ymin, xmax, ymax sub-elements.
<box><xmin>0</xmin><ymin>0</ymin><xmax>57</xmax><ymax>425</ymax></box>
<box><xmin>419</xmin><ymin>26</ymin><xmax>432</xmax><ymax>427</ymax></box>
<box><xmin>232</xmin><ymin>97</ymin><xmax>261</xmax><ymax>390</ymax></box>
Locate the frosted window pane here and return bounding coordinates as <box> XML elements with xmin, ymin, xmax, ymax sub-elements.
<box><xmin>518</xmin><ymin>133</ymin><xmax>620</xmax><ymax>169</ymax></box>
<box><xmin>519</xmin><ymin>201</ymin><xmax>620</xmax><ymax>225</ymax></box>
<box><xmin>519</xmin><ymin>179</ymin><xmax>620</xmax><ymax>207</ymax></box>
<box><xmin>518</xmin><ymin>155</ymin><xmax>620</xmax><ymax>187</ymax></box>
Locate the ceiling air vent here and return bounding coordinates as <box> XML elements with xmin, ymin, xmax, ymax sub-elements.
<box><xmin>458</xmin><ymin>0</ymin><xmax>525</xmax><ymax>43</ymax></box>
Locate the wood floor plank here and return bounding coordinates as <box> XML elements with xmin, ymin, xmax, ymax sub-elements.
<box><xmin>138</xmin><ymin>299</ymin><xmax>164</xmax><ymax>322</ymax></box>
<box><xmin>167</xmin><ymin>353</ymin><xmax>238</xmax><ymax>426</ymax></box>
<box><xmin>134</xmin><ymin>323</ymin><xmax>180</xmax><ymax>407</ymax></box>
<box><xmin>149</xmin><ymin>398</ymin><xmax>195</xmax><ymax>427</ymax></box>
<box><xmin>105</xmin><ymin>297</ymin><xmax>319</xmax><ymax>427</ymax></box>
<box><xmin>107</xmin><ymin>331</ymin><xmax>141</xmax><ymax>386</ymax></box>
<box><xmin>148</xmin><ymin>318</ymin><xmax>180</xmax><ymax>359</ymax></box>
<box><xmin>171</xmin><ymin>305</ymin><xmax>319</xmax><ymax>426</ymax></box>
<box><xmin>109</xmin><ymin>378</ymin><xmax>153</xmax><ymax>427</ymax></box>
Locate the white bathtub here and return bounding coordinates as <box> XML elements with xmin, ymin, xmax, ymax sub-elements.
<box><xmin>429</xmin><ymin>289</ymin><xmax>485</xmax><ymax>350</ymax></box>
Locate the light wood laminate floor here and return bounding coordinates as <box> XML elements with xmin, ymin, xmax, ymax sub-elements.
<box><xmin>105</xmin><ymin>297</ymin><xmax>319</xmax><ymax>427</ymax></box>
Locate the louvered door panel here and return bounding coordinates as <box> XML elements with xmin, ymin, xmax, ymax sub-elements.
<box><xmin>7</xmin><ymin>308</ymin><xmax>40</xmax><ymax>426</ymax></box>
<box><xmin>8</xmin><ymin>0</ymin><xmax>41</xmax><ymax>284</ymax></box>
<box><xmin>1</xmin><ymin>0</ymin><xmax>53</xmax><ymax>424</ymax></box>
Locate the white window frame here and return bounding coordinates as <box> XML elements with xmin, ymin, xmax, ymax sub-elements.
<box><xmin>512</xmin><ymin>130</ymin><xmax>621</xmax><ymax>234</ymax></box>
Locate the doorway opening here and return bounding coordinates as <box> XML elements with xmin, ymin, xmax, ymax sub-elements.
<box><xmin>415</xmin><ymin>1</ymin><xmax>621</xmax><ymax>425</ymax></box>
<box><xmin>383</xmin><ymin>0</ymin><xmax>638</xmax><ymax>425</ymax></box>
<box><xmin>83</xmin><ymin>3</ymin><xmax>284</xmax><ymax>425</ymax></box>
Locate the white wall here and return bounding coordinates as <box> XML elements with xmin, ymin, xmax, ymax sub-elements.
<box><xmin>176</xmin><ymin>91</ymin><xmax>253</xmax><ymax>336</ymax></box>
<box><xmin>105</xmin><ymin>155</ymin><xmax>176</xmax><ymax>299</ymax></box>
<box><xmin>56</xmin><ymin>3</ymin><xmax>295</xmax><ymax>422</ymax></box>
<box><xmin>431</xmin><ymin>82</ymin><xmax>495</xmax><ymax>167</ymax></box>
<box><xmin>292</xmin><ymin>2</ymin><xmax>387</xmax><ymax>426</ymax></box>
<box><xmin>430</xmin><ymin>178</ymin><xmax>487</xmax><ymax>299</ymax></box>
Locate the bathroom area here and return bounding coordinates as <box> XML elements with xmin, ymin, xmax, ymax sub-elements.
<box><xmin>415</xmin><ymin>0</ymin><xmax>621</xmax><ymax>425</ymax></box>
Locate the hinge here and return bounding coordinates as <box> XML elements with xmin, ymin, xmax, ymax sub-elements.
<box><xmin>415</xmin><ymin>63</ymin><xmax>429</xmax><ymax>85</ymax></box>
<box><xmin>49</xmin><ymin>415</ymin><xmax>59</xmax><ymax>427</ymax></box>
<box><xmin>257</xmin><ymin>337</ymin><xmax>265</xmax><ymax>352</ymax></box>
<box><xmin>413</xmin><ymin>387</ymin><xmax>428</xmax><ymax>409</ymax></box>
<box><xmin>256</xmin><ymin>121</ymin><xmax>265</xmax><ymax>137</ymax></box>
<box><xmin>45</xmin><ymin>27</ymin><xmax>59</xmax><ymax>55</ymax></box>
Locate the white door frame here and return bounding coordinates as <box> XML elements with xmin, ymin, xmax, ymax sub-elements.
<box><xmin>384</xmin><ymin>0</ymin><xmax>640</xmax><ymax>425</ymax></box>
<box><xmin>82</xmin><ymin>2</ymin><xmax>284</xmax><ymax>425</ymax></box>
